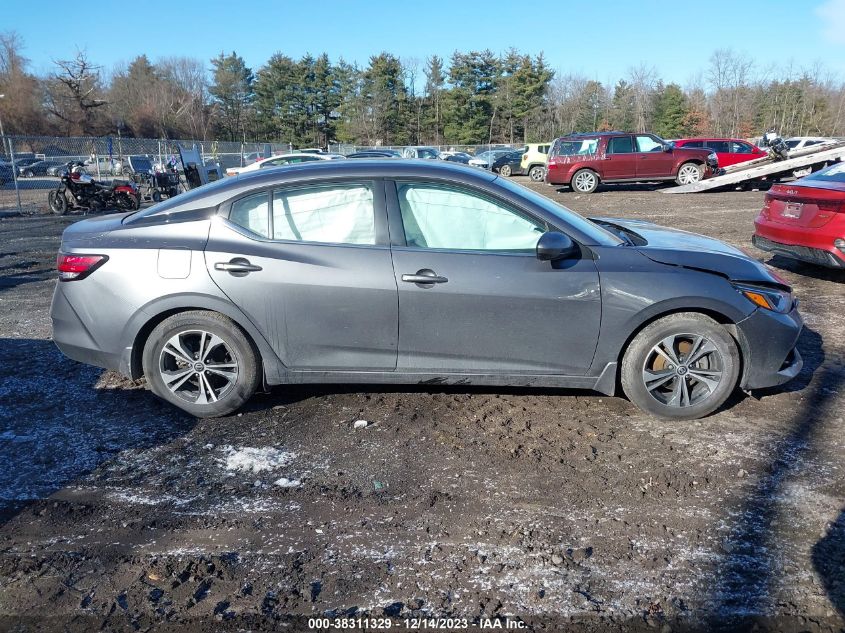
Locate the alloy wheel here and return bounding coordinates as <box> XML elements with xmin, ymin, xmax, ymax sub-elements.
<box><xmin>574</xmin><ymin>171</ymin><xmax>596</xmax><ymax>192</ymax></box>
<box><xmin>158</xmin><ymin>330</ymin><xmax>239</xmax><ymax>405</ymax></box>
<box><xmin>641</xmin><ymin>333</ymin><xmax>724</xmax><ymax>408</ymax></box>
<box><xmin>678</xmin><ymin>164</ymin><xmax>702</xmax><ymax>184</ymax></box>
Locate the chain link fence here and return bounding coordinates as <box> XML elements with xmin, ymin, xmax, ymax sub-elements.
<box><xmin>0</xmin><ymin>135</ymin><xmax>295</xmax><ymax>213</ymax></box>
<box><xmin>0</xmin><ymin>135</ymin><xmax>528</xmax><ymax>213</ymax></box>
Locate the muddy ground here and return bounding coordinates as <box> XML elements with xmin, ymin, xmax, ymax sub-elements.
<box><xmin>0</xmin><ymin>180</ymin><xmax>843</xmax><ymax>632</ymax></box>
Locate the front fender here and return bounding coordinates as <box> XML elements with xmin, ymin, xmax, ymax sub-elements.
<box><xmin>588</xmin><ymin>247</ymin><xmax>754</xmax><ymax>373</ymax></box>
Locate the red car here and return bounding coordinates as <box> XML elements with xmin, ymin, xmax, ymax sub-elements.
<box><xmin>673</xmin><ymin>138</ymin><xmax>767</xmax><ymax>167</ymax></box>
<box><xmin>753</xmin><ymin>163</ymin><xmax>845</xmax><ymax>268</ymax></box>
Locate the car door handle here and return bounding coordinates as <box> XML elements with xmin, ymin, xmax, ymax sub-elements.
<box><xmin>402</xmin><ymin>269</ymin><xmax>448</xmax><ymax>285</ymax></box>
<box><xmin>215</xmin><ymin>259</ymin><xmax>262</xmax><ymax>275</ymax></box>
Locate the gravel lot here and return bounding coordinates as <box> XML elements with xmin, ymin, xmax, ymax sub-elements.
<box><xmin>0</xmin><ymin>179</ymin><xmax>843</xmax><ymax>632</ymax></box>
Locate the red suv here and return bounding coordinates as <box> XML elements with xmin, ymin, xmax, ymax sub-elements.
<box><xmin>673</xmin><ymin>137</ymin><xmax>767</xmax><ymax>167</ymax></box>
<box><xmin>545</xmin><ymin>132</ymin><xmax>717</xmax><ymax>193</ymax></box>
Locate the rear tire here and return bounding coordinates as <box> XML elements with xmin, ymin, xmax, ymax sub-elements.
<box><xmin>528</xmin><ymin>165</ymin><xmax>545</xmax><ymax>182</ymax></box>
<box><xmin>621</xmin><ymin>313</ymin><xmax>740</xmax><ymax>420</ymax></box>
<box><xmin>152</xmin><ymin>190</ymin><xmax>162</xmax><ymax>203</ymax></box>
<box><xmin>143</xmin><ymin>311</ymin><xmax>260</xmax><ymax>418</ymax></box>
<box><xmin>571</xmin><ymin>169</ymin><xmax>599</xmax><ymax>193</ymax></box>
<box><xmin>500</xmin><ymin>164</ymin><xmax>512</xmax><ymax>177</ymax></box>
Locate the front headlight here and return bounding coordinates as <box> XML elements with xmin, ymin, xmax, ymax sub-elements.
<box><xmin>733</xmin><ymin>282</ymin><xmax>793</xmax><ymax>313</ymax></box>
<box><xmin>708</xmin><ymin>152</ymin><xmax>717</xmax><ymax>162</ymax></box>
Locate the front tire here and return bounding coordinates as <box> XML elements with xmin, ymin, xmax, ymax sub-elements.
<box><xmin>571</xmin><ymin>169</ymin><xmax>599</xmax><ymax>193</ymax></box>
<box><xmin>500</xmin><ymin>164</ymin><xmax>512</xmax><ymax>177</ymax></box>
<box><xmin>48</xmin><ymin>190</ymin><xmax>68</xmax><ymax>215</ymax></box>
<box><xmin>676</xmin><ymin>162</ymin><xmax>704</xmax><ymax>186</ymax></box>
<box><xmin>528</xmin><ymin>165</ymin><xmax>545</xmax><ymax>182</ymax></box>
<box><xmin>142</xmin><ymin>311</ymin><xmax>260</xmax><ymax>418</ymax></box>
<box><xmin>621</xmin><ymin>313</ymin><xmax>740</xmax><ymax>420</ymax></box>
<box><xmin>24</xmin><ymin>170</ymin><xmax>34</xmax><ymax>178</ymax></box>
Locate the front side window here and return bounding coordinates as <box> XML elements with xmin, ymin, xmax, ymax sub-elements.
<box><xmin>731</xmin><ymin>141</ymin><xmax>753</xmax><ymax>154</ymax></box>
<box><xmin>636</xmin><ymin>136</ymin><xmax>663</xmax><ymax>152</ymax></box>
<box><xmin>607</xmin><ymin>136</ymin><xmax>635</xmax><ymax>154</ymax></box>
<box><xmin>272</xmin><ymin>184</ymin><xmax>375</xmax><ymax>245</ymax></box>
<box><xmin>397</xmin><ymin>183</ymin><xmax>544</xmax><ymax>252</ymax></box>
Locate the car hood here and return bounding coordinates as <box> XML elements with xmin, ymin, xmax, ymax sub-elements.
<box><xmin>591</xmin><ymin>217</ymin><xmax>786</xmax><ymax>286</ymax></box>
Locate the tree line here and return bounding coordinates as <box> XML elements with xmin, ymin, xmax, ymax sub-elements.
<box><xmin>2</xmin><ymin>31</ymin><xmax>845</xmax><ymax>146</ymax></box>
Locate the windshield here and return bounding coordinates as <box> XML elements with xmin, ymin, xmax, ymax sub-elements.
<box><xmin>804</xmin><ymin>162</ymin><xmax>845</xmax><ymax>183</ymax></box>
<box><xmin>493</xmin><ymin>177</ymin><xmax>623</xmax><ymax>246</ymax></box>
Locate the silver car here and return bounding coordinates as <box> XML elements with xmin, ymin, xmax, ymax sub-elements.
<box><xmin>51</xmin><ymin>160</ymin><xmax>803</xmax><ymax>420</ymax></box>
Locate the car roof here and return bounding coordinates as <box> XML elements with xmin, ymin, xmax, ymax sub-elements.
<box><xmin>131</xmin><ymin>159</ymin><xmax>500</xmax><ymax>221</ymax></box>
<box><xmin>675</xmin><ymin>137</ymin><xmax>748</xmax><ymax>142</ymax></box>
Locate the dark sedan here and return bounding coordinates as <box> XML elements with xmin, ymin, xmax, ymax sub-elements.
<box><xmin>0</xmin><ymin>163</ymin><xmax>14</xmax><ymax>186</ymax></box>
<box><xmin>492</xmin><ymin>150</ymin><xmax>524</xmax><ymax>176</ymax></box>
<box><xmin>19</xmin><ymin>160</ymin><xmax>65</xmax><ymax>178</ymax></box>
<box><xmin>51</xmin><ymin>160</ymin><xmax>802</xmax><ymax>420</ymax></box>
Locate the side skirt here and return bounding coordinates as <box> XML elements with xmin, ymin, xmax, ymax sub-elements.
<box><xmin>270</xmin><ymin>362</ymin><xmax>619</xmax><ymax>396</ymax></box>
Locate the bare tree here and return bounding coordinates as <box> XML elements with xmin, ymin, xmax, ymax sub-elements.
<box><xmin>627</xmin><ymin>63</ymin><xmax>658</xmax><ymax>132</ymax></box>
<box><xmin>45</xmin><ymin>51</ymin><xmax>109</xmax><ymax>135</ymax></box>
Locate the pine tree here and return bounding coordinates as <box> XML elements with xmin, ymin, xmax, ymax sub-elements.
<box><xmin>209</xmin><ymin>52</ymin><xmax>254</xmax><ymax>141</ymax></box>
<box><xmin>652</xmin><ymin>83</ymin><xmax>690</xmax><ymax>138</ymax></box>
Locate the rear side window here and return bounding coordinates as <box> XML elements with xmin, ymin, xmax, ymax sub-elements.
<box><xmin>682</xmin><ymin>141</ymin><xmax>704</xmax><ymax>148</ymax></box>
<box><xmin>706</xmin><ymin>141</ymin><xmax>731</xmax><ymax>153</ymax></box>
<box><xmin>551</xmin><ymin>139</ymin><xmax>598</xmax><ymax>156</ymax></box>
<box><xmin>607</xmin><ymin>136</ymin><xmax>634</xmax><ymax>154</ymax></box>
<box><xmin>805</xmin><ymin>163</ymin><xmax>845</xmax><ymax>183</ymax></box>
<box><xmin>272</xmin><ymin>184</ymin><xmax>375</xmax><ymax>245</ymax></box>
<box><xmin>230</xmin><ymin>192</ymin><xmax>270</xmax><ymax>238</ymax></box>
<box><xmin>539</xmin><ymin>145</ymin><xmax>549</xmax><ymax>154</ymax></box>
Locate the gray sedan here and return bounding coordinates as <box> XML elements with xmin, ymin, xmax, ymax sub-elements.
<box><xmin>51</xmin><ymin>160</ymin><xmax>803</xmax><ymax>420</ymax></box>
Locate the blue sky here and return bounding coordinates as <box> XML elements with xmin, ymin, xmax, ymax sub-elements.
<box><xmin>6</xmin><ymin>0</ymin><xmax>845</xmax><ymax>85</ymax></box>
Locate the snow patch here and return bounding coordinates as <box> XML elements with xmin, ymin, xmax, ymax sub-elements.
<box><xmin>220</xmin><ymin>445</ymin><xmax>296</xmax><ymax>473</ymax></box>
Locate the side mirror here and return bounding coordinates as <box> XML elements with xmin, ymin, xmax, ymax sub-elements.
<box><xmin>662</xmin><ymin>143</ymin><xmax>674</xmax><ymax>152</ymax></box>
<box><xmin>536</xmin><ymin>231</ymin><xmax>577</xmax><ymax>261</ymax></box>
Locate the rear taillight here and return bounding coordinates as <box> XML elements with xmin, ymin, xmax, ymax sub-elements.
<box><xmin>817</xmin><ymin>200</ymin><xmax>845</xmax><ymax>214</ymax></box>
<box><xmin>57</xmin><ymin>253</ymin><xmax>108</xmax><ymax>281</ymax></box>
<box><xmin>522</xmin><ymin>154</ymin><xmax>528</xmax><ymax>161</ymax></box>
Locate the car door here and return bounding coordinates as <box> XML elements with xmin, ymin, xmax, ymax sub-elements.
<box><xmin>387</xmin><ymin>180</ymin><xmax>601</xmax><ymax>375</ymax></box>
<box><xmin>634</xmin><ymin>135</ymin><xmax>675</xmax><ymax>177</ymax></box>
<box><xmin>603</xmin><ymin>135</ymin><xmax>638</xmax><ymax>179</ymax></box>
<box><xmin>205</xmin><ymin>179</ymin><xmax>399</xmax><ymax>371</ymax></box>
<box><xmin>705</xmin><ymin>140</ymin><xmax>732</xmax><ymax>167</ymax></box>
<box><xmin>729</xmin><ymin>140</ymin><xmax>761</xmax><ymax>166</ymax></box>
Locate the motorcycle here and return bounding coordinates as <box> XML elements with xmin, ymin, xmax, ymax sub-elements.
<box><xmin>761</xmin><ymin>130</ymin><xmax>790</xmax><ymax>161</ymax></box>
<box><xmin>48</xmin><ymin>162</ymin><xmax>140</xmax><ymax>215</ymax></box>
